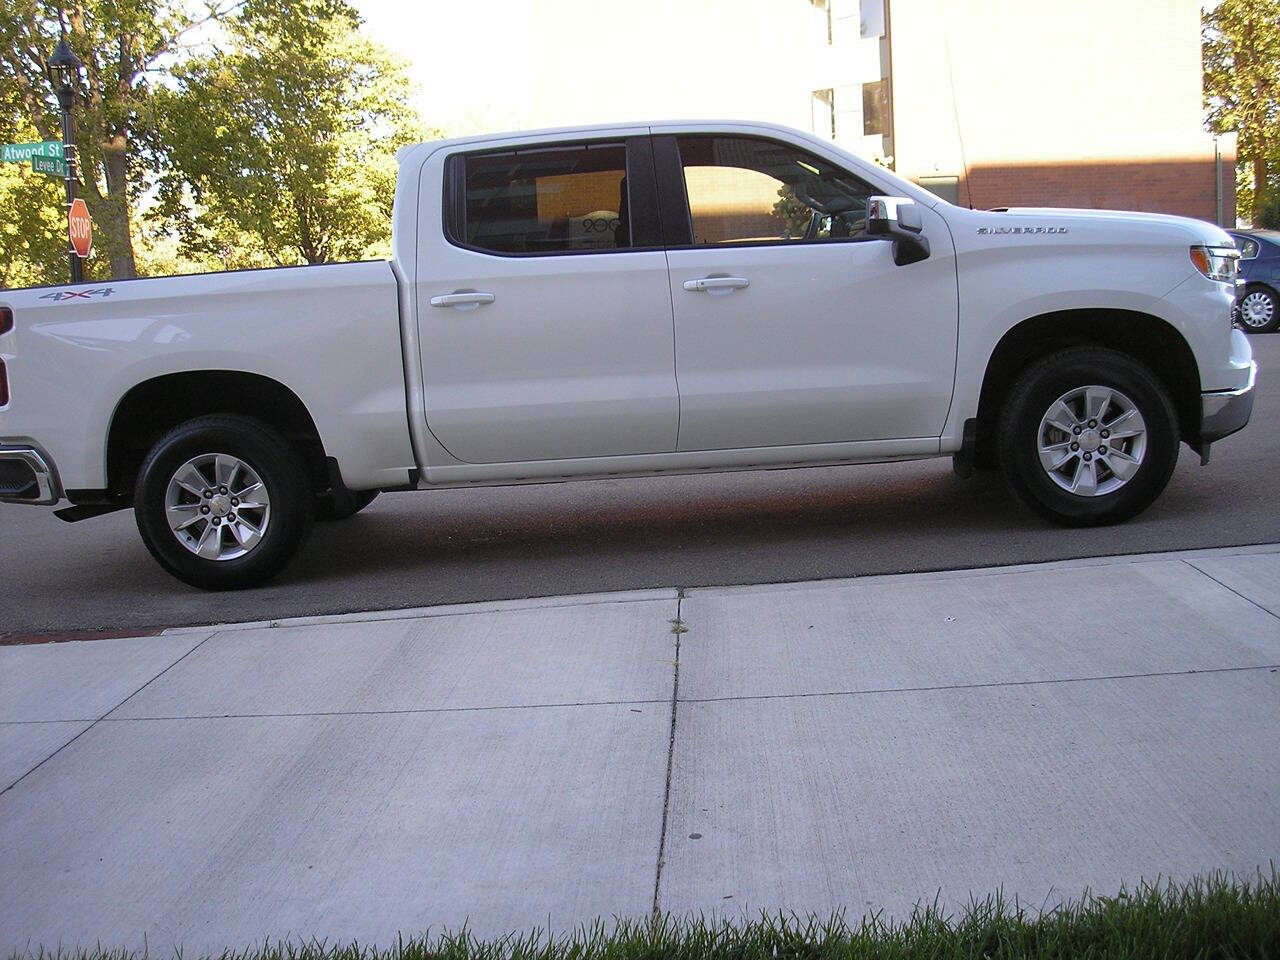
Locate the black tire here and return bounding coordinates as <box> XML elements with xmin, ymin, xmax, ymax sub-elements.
<box><xmin>997</xmin><ymin>348</ymin><xmax>1180</xmax><ymax>527</ymax></box>
<box><xmin>1238</xmin><ymin>285</ymin><xmax>1279</xmax><ymax>334</ymax></box>
<box><xmin>134</xmin><ymin>415</ymin><xmax>313</xmax><ymax>589</ymax></box>
<box><xmin>314</xmin><ymin>488</ymin><xmax>379</xmax><ymax>521</ymax></box>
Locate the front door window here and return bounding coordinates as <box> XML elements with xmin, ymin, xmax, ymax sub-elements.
<box><xmin>677</xmin><ymin>136</ymin><xmax>875</xmax><ymax>246</ymax></box>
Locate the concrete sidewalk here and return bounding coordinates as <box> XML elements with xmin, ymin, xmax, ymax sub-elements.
<box><xmin>2</xmin><ymin>545</ymin><xmax>1279</xmax><ymax>952</ymax></box>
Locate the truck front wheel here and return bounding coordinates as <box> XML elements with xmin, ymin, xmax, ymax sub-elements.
<box><xmin>997</xmin><ymin>348</ymin><xmax>1180</xmax><ymax>526</ymax></box>
<box><xmin>134</xmin><ymin>415</ymin><xmax>313</xmax><ymax>589</ymax></box>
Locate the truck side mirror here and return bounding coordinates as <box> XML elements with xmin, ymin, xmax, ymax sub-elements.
<box><xmin>866</xmin><ymin>195</ymin><xmax>930</xmax><ymax>266</ymax></box>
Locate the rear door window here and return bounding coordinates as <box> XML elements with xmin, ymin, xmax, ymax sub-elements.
<box><xmin>455</xmin><ymin>143</ymin><xmax>631</xmax><ymax>254</ymax></box>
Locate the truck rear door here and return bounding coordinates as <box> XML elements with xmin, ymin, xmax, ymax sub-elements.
<box><xmin>414</xmin><ymin>133</ymin><xmax>677</xmax><ymax>465</ymax></box>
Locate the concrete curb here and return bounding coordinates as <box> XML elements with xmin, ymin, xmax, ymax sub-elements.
<box><xmin>156</xmin><ymin>542</ymin><xmax>1280</xmax><ymax>636</ymax></box>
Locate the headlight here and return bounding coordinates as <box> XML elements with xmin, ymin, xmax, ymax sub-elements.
<box><xmin>1190</xmin><ymin>245</ymin><xmax>1239</xmax><ymax>283</ymax></box>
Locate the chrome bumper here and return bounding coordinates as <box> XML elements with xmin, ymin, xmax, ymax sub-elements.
<box><xmin>0</xmin><ymin>444</ymin><xmax>61</xmax><ymax>504</ymax></box>
<box><xmin>1200</xmin><ymin>361</ymin><xmax>1257</xmax><ymax>449</ymax></box>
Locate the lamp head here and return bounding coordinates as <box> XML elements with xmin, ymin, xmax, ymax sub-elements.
<box><xmin>45</xmin><ymin>36</ymin><xmax>83</xmax><ymax>97</ymax></box>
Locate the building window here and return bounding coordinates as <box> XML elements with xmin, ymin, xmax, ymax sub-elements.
<box><xmin>859</xmin><ymin>0</ymin><xmax>885</xmax><ymax>38</ymax></box>
<box><xmin>811</xmin><ymin>88</ymin><xmax>835</xmax><ymax>141</ymax></box>
<box><xmin>862</xmin><ymin>79</ymin><xmax>888</xmax><ymax>136</ymax></box>
<box><xmin>810</xmin><ymin>0</ymin><xmax>833</xmax><ymax>44</ymax></box>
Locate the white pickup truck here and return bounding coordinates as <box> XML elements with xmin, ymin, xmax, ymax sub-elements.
<box><xmin>0</xmin><ymin>120</ymin><xmax>1257</xmax><ymax>589</ymax></box>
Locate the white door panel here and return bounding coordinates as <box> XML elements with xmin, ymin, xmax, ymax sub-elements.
<box><xmin>414</xmin><ymin>137</ymin><xmax>678</xmax><ymax>465</ymax></box>
<box><xmin>418</xmin><ymin>251</ymin><xmax>678</xmax><ymax>464</ymax></box>
<box><xmin>669</xmin><ymin>226</ymin><xmax>958</xmax><ymax>451</ymax></box>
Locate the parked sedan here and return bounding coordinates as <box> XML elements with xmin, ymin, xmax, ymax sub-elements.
<box><xmin>1228</xmin><ymin>229</ymin><xmax>1280</xmax><ymax>333</ymax></box>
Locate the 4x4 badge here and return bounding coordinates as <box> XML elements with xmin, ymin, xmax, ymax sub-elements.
<box><xmin>39</xmin><ymin>287</ymin><xmax>115</xmax><ymax>301</ymax></box>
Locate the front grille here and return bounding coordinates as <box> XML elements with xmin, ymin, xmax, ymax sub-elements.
<box><xmin>0</xmin><ymin>458</ymin><xmax>39</xmax><ymax>499</ymax></box>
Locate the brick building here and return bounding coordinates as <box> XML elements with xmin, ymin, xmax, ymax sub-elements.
<box><xmin>809</xmin><ymin>0</ymin><xmax>1233</xmax><ymax>223</ymax></box>
<box><xmin>491</xmin><ymin>0</ymin><xmax>1229</xmax><ymax>224</ymax></box>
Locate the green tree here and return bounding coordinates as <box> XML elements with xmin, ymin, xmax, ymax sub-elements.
<box><xmin>0</xmin><ymin>87</ymin><xmax>69</xmax><ymax>288</ymax></box>
<box><xmin>0</xmin><ymin>148</ymin><xmax>69</xmax><ymax>289</ymax></box>
<box><xmin>153</xmin><ymin>0</ymin><xmax>428</xmax><ymax>266</ymax></box>
<box><xmin>772</xmin><ymin>184</ymin><xmax>814</xmax><ymax>239</ymax></box>
<box><xmin>1203</xmin><ymin>0</ymin><xmax>1280</xmax><ymax>223</ymax></box>
<box><xmin>0</xmin><ymin>1</ymin><xmax>246</xmax><ymax>279</ymax></box>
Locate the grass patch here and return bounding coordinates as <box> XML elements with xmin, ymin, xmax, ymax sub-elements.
<box><xmin>11</xmin><ymin>870</ymin><xmax>1279</xmax><ymax>960</ymax></box>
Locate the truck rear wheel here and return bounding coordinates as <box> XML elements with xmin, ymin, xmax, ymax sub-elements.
<box><xmin>997</xmin><ymin>348</ymin><xmax>1179</xmax><ymax>526</ymax></box>
<box><xmin>134</xmin><ymin>415</ymin><xmax>313</xmax><ymax>589</ymax></box>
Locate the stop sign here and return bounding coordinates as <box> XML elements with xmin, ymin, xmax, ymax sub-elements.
<box><xmin>68</xmin><ymin>197</ymin><xmax>92</xmax><ymax>259</ymax></box>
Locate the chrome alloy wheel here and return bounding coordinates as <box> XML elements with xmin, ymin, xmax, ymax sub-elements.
<box><xmin>1037</xmin><ymin>385</ymin><xmax>1147</xmax><ymax>497</ymax></box>
<box><xmin>164</xmin><ymin>453</ymin><xmax>271</xmax><ymax>560</ymax></box>
<box><xmin>1239</xmin><ymin>290</ymin><xmax>1276</xmax><ymax>330</ymax></box>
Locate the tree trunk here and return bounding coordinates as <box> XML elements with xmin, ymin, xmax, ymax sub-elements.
<box><xmin>1253</xmin><ymin>154</ymin><xmax>1268</xmax><ymax>225</ymax></box>
<box><xmin>95</xmin><ymin>141</ymin><xmax>137</xmax><ymax>279</ymax></box>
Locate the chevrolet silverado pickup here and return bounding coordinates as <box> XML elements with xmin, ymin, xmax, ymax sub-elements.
<box><xmin>0</xmin><ymin>120</ymin><xmax>1257</xmax><ymax>589</ymax></box>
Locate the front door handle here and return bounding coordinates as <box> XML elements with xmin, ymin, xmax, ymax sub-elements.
<box><xmin>429</xmin><ymin>291</ymin><xmax>495</xmax><ymax>309</ymax></box>
<box><xmin>682</xmin><ymin>276</ymin><xmax>749</xmax><ymax>294</ymax></box>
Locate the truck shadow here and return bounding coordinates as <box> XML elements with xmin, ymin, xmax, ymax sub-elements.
<box><xmin>0</xmin><ymin>446</ymin><xmax>1260</xmax><ymax>638</ymax></box>
<box><xmin>289</xmin><ymin>449</ymin><xmax>1250</xmax><ymax>599</ymax></box>
<box><xmin>292</xmin><ymin>463</ymin><xmax>1044</xmax><ymax>587</ymax></box>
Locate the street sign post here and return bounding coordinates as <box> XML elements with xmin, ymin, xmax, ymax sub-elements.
<box><xmin>31</xmin><ymin>155</ymin><xmax>69</xmax><ymax>177</ymax></box>
<box><xmin>1</xmin><ymin>141</ymin><xmax>64</xmax><ymax>163</ymax></box>
<box><xmin>68</xmin><ymin>197</ymin><xmax>92</xmax><ymax>259</ymax></box>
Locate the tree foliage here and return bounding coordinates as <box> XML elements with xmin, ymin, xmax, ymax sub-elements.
<box><xmin>153</xmin><ymin>0</ymin><xmax>429</xmax><ymax>266</ymax></box>
<box><xmin>0</xmin><ymin>0</ymin><xmax>427</xmax><ymax>286</ymax></box>
<box><xmin>1204</xmin><ymin>0</ymin><xmax>1280</xmax><ymax>223</ymax></box>
<box><xmin>0</xmin><ymin>88</ymin><xmax>71</xmax><ymax>288</ymax></box>
<box><xmin>0</xmin><ymin>0</ymin><xmax>249</xmax><ymax>280</ymax></box>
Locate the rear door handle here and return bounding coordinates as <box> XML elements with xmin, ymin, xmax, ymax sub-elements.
<box><xmin>429</xmin><ymin>291</ymin><xmax>495</xmax><ymax>309</ymax></box>
<box><xmin>682</xmin><ymin>276</ymin><xmax>749</xmax><ymax>294</ymax></box>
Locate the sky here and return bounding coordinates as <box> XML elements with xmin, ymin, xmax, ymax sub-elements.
<box><xmin>350</xmin><ymin>0</ymin><xmax>814</xmax><ymax>137</ymax></box>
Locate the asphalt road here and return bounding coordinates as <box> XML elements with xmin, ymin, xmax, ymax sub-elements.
<box><xmin>3</xmin><ymin>334</ymin><xmax>1277</xmax><ymax>638</ymax></box>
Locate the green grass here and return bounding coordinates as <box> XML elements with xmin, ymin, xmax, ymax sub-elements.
<box><xmin>11</xmin><ymin>870</ymin><xmax>1279</xmax><ymax>960</ymax></box>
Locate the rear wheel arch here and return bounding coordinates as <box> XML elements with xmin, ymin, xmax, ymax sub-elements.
<box><xmin>106</xmin><ymin>371</ymin><xmax>330</xmax><ymax>499</ymax></box>
<box><xmin>972</xmin><ymin>310</ymin><xmax>1201</xmax><ymax>469</ymax></box>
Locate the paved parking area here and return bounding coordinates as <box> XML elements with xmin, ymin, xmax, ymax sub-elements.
<box><xmin>2</xmin><ymin>547</ymin><xmax>1278</xmax><ymax>952</ymax></box>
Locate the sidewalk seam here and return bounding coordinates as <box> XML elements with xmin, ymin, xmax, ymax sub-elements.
<box><xmin>679</xmin><ymin>663</ymin><xmax>1280</xmax><ymax>706</ymax></box>
<box><xmin>652</xmin><ymin>592</ymin><xmax>683</xmax><ymax>918</ymax></box>
<box><xmin>0</xmin><ymin>631</ymin><xmax>217</xmax><ymax>797</ymax></box>
<box><xmin>1181</xmin><ymin>559</ymin><xmax>1280</xmax><ymax>623</ymax></box>
<box><xmin>99</xmin><ymin>697</ymin><xmax>672</xmax><ymax>722</ymax></box>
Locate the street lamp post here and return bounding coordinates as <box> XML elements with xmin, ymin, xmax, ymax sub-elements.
<box><xmin>45</xmin><ymin>36</ymin><xmax>84</xmax><ymax>284</ymax></box>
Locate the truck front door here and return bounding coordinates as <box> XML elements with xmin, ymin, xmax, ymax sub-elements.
<box><xmin>657</xmin><ymin>133</ymin><xmax>959</xmax><ymax>452</ymax></box>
